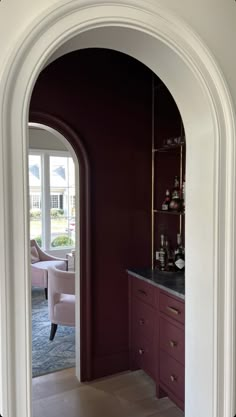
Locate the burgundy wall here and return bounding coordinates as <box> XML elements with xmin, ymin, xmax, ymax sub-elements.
<box><xmin>30</xmin><ymin>49</ymin><xmax>153</xmax><ymax>378</ymax></box>
<box><xmin>29</xmin><ymin>48</ymin><xmax>183</xmax><ymax>379</ymax></box>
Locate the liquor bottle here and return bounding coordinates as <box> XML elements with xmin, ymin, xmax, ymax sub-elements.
<box><xmin>165</xmin><ymin>239</ymin><xmax>174</xmax><ymax>271</ymax></box>
<box><xmin>161</xmin><ymin>189</ymin><xmax>170</xmax><ymax>211</ymax></box>
<box><xmin>154</xmin><ymin>250</ymin><xmax>160</xmax><ymax>269</ymax></box>
<box><xmin>159</xmin><ymin>234</ymin><xmax>167</xmax><ymax>271</ymax></box>
<box><xmin>174</xmin><ymin>234</ymin><xmax>185</xmax><ymax>271</ymax></box>
<box><xmin>169</xmin><ymin>176</ymin><xmax>181</xmax><ymax>212</ymax></box>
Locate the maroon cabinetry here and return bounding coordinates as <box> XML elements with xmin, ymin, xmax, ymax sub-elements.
<box><xmin>159</xmin><ymin>290</ymin><xmax>185</xmax><ymax>410</ymax></box>
<box><xmin>129</xmin><ymin>276</ymin><xmax>158</xmax><ymax>380</ymax></box>
<box><xmin>129</xmin><ymin>273</ymin><xmax>185</xmax><ymax>411</ymax></box>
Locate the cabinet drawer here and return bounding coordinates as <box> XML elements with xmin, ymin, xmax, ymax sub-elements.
<box><xmin>132</xmin><ymin>340</ymin><xmax>156</xmax><ymax>379</ymax></box>
<box><xmin>160</xmin><ymin>291</ymin><xmax>185</xmax><ymax>324</ymax></box>
<box><xmin>160</xmin><ymin>350</ymin><xmax>185</xmax><ymax>402</ymax></box>
<box><xmin>132</xmin><ymin>276</ymin><xmax>157</xmax><ymax>307</ymax></box>
<box><xmin>132</xmin><ymin>298</ymin><xmax>155</xmax><ymax>345</ymax></box>
<box><xmin>160</xmin><ymin>317</ymin><xmax>185</xmax><ymax>365</ymax></box>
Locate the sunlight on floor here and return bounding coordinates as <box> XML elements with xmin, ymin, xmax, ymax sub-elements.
<box><xmin>32</xmin><ymin>368</ymin><xmax>184</xmax><ymax>417</ymax></box>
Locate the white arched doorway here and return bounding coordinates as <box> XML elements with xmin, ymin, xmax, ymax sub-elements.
<box><xmin>0</xmin><ymin>2</ymin><xmax>235</xmax><ymax>417</ymax></box>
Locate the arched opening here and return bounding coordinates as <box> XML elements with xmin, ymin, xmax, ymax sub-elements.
<box><xmin>0</xmin><ymin>3</ymin><xmax>235</xmax><ymax>417</ymax></box>
<box><xmin>28</xmin><ymin>114</ymin><xmax>91</xmax><ymax>382</ymax></box>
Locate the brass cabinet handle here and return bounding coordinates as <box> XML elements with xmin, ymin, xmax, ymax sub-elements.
<box><xmin>139</xmin><ymin>319</ymin><xmax>145</xmax><ymax>325</ymax></box>
<box><xmin>170</xmin><ymin>375</ymin><xmax>177</xmax><ymax>382</ymax></box>
<box><xmin>166</xmin><ymin>305</ymin><xmax>180</xmax><ymax>315</ymax></box>
<box><xmin>169</xmin><ymin>340</ymin><xmax>177</xmax><ymax>348</ymax></box>
<box><xmin>138</xmin><ymin>348</ymin><xmax>144</xmax><ymax>355</ymax></box>
<box><xmin>138</xmin><ymin>289</ymin><xmax>147</xmax><ymax>296</ymax></box>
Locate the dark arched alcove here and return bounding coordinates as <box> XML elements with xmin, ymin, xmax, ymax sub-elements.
<box><xmin>29</xmin><ymin>49</ymin><xmax>184</xmax><ymax>380</ymax></box>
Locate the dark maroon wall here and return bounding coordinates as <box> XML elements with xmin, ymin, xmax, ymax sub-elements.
<box><xmin>30</xmin><ymin>49</ymin><xmax>153</xmax><ymax>378</ymax></box>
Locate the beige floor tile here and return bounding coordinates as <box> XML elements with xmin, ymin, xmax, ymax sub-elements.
<box><xmin>113</xmin><ymin>378</ymin><xmax>156</xmax><ymax>403</ymax></box>
<box><xmin>88</xmin><ymin>370</ymin><xmax>149</xmax><ymax>393</ymax></box>
<box><xmin>32</xmin><ymin>368</ymin><xmax>81</xmax><ymax>401</ymax></box>
<box><xmin>149</xmin><ymin>405</ymin><xmax>184</xmax><ymax>417</ymax></box>
<box><xmin>32</xmin><ymin>368</ymin><xmax>184</xmax><ymax>417</ymax></box>
<box><xmin>33</xmin><ymin>385</ymin><xmax>135</xmax><ymax>417</ymax></box>
<box><xmin>118</xmin><ymin>396</ymin><xmax>176</xmax><ymax>417</ymax></box>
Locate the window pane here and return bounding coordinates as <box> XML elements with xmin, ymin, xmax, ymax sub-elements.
<box><xmin>29</xmin><ymin>155</ymin><xmax>42</xmax><ymax>246</ymax></box>
<box><xmin>50</xmin><ymin>156</ymin><xmax>75</xmax><ymax>248</ymax></box>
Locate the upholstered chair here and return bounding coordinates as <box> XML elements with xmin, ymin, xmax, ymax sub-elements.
<box><xmin>30</xmin><ymin>239</ymin><xmax>68</xmax><ymax>299</ymax></box>
<box><xmin>47</xmin><ymin>265</ymin><xmax>75</xmax><ymax>341</ymax></box>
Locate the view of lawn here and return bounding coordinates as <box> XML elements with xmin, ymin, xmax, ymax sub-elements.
<box><xmin>30</xmin><ymin>218</ymin><xmax>75</xmax><ymax>246</ymax></box>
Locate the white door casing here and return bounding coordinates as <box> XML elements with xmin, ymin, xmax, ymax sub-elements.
<box><xmin>0</xmin><ymin>1</ymin><xmax>235</xmax><ymax>417</ymax></box>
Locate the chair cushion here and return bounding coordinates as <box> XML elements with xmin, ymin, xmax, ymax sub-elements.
<box><xmin>32</xmin><ymin>260</ymin><xmax>67</xmax><ymax>271</ymax></box>
<box><xmin>31</xmin><ymin>260</ymin><xmax>67</xmax><ymax>289</ymax></box>
<box><xmin>31</xmin><ymin>246</ymin><xmax>40</xmax><ymax>264</ymax></box>
<box><xmin>53</xmin><ymin>294</ymin><xmax>75</xmax><ymax>326</ymax></box>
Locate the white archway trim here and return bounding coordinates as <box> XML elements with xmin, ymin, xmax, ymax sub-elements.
<box><xmin>0</xmin><ymin>2</ymin><xmax>235</xmax><ymax>417</ymax></box>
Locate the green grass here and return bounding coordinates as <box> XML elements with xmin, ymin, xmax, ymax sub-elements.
<box><xmin>30</xmin><ymin>218</ymin><xmax>71</xmax><ymax>239</ymax></box>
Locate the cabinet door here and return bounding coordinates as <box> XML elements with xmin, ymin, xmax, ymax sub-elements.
<box><xmin>130</xmin><ymin>297</ymin><xmax>156</xmax><ymax>378</ymax></box>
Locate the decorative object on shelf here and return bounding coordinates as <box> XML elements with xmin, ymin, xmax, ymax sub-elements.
<box><xmin>162</xmin><ymin>135</ymin><xmax>185</xmax><ymax>149</ymax></box>
<box><xmin>162</xmin><ymin>189</ymin><xmax>171</xmax><ymax>211</ymax></box>
<box><xmin>163</xmin><ymin>137</ymin><xmax>174</xmax><ymax>147</ymax></box>
<box><xmin>174</xmin><ymin>234</ymin><xmax>185</xmax><ymax>271</ymax></box>
<box><xmin>169</xmin><ymin>176</ymin><xmax>182</xmax><ymax>212</ymax></box>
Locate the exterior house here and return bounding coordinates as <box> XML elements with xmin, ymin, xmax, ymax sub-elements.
<box><xmin>29</xmin><ymin>156</ymin><xmax>68</xmax><ymax>212</ymax></box>
<box><xmin>28</xmin><ymin>126</ymin><xmax>76</xmax><ymax>251</ymax></box>
<box><xmin>0</xmin><ymin>2</ymin><xmax>235</xmax><ymax>417</ymax></box>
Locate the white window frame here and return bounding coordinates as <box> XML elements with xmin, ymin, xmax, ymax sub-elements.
<box><xmin>29</xmin><ymin>149</ymin><xmax>75</xmax><ymax>251</ymax></box>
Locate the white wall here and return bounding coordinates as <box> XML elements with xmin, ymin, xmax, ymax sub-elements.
<box><xmin>0</xmin><ymin>2</ymin><xmax>235</xmax><ymax>417</ymax></box>
<box><xmin>0</xmin><ymin>0</ymin><xmax>236</xmax><ymax>110</ymax></box>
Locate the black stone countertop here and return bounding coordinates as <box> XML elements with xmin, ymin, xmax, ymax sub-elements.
<box><xmin>127</xmin><ymin>267</ymin><xmax>185</xmax><ymax>300</ymax></box>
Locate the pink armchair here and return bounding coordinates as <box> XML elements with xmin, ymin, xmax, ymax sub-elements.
<box><xmin>30</xmin><ymin>239</ymin><xmax>68</xmax><ymax>299</ymax></box>
<box><xmin>48</xmin><ymin>265</ymin><xmax>75</xmax><ymax>340</ymax></box>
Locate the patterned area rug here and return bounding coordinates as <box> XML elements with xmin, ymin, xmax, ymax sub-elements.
<box><xmin>32</xmin><ymin>288</ymin><xmax>75</xmax><ymax>378</ymax></box>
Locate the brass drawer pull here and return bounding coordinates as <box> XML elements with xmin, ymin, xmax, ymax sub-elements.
<box><xmin>138</xmin><ymin>289</ymin><xmax>147</xmax><ymax>296</ymax></box>
<box><xmin>169</xmin><ymin>340</ymin><xmax>177</xmax><ymax>348</ymax></box>
<box><xmin>138</xmin><ymin>348</ymin><xmax>144</xmax><ymax>355</ymax></box>
<box><xmin>139</xmin><ymin>319</ymin><xmax>145</xmax><ymax>325</ymax></box>
<box><xmin>166</xmin><ymin>306</ymin><xmax>180</xmax><ymax>315</ymax></box>
<box><xmin>170</xmin><ymin>374</ymin><xmax>177</xmax><ymax>382</ymax></box>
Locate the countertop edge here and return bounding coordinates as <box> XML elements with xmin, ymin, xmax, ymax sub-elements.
<box><xmin>127</xmin><ymin>269</ymin><xmax>185</xmax><ymax>301</ymax></box>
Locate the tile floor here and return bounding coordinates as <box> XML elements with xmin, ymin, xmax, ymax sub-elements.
<box><xmin>32</xmin><ymin>368</ymin><xmax>184</xmax><ymax>417</ymax></box>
